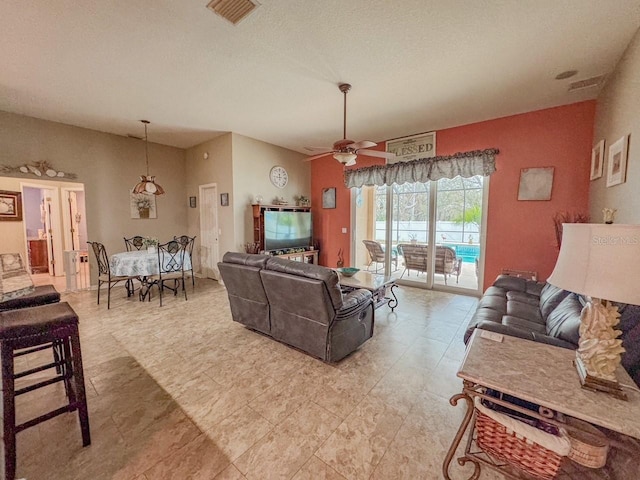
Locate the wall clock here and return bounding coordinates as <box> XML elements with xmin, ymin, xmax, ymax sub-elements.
<box><xmin>270</xmin><ymin>166</ymin><xmax>288</xmax><ymax>188</ymax></box>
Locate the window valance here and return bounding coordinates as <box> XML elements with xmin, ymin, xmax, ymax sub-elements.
<box><xmin>344</xmin><ymin>148</ymin><xmax>498</xmax><ymax>188</ymax></box>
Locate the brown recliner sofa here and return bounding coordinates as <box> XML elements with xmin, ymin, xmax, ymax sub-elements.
<box><xmin>218</xmin><ymin>252</ymin><xmax>375</xmax><ymax>362</ymax></box>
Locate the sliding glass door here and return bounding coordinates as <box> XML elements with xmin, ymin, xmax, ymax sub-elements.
<box><xmin>352</xmin><ymin>175</ymin><xmax>487</xmax><ymax>293</ymax></box>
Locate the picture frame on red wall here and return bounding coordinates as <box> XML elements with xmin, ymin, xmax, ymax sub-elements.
<box><xmin>322</xmin><ymin>187</ymin><xmax>336</xmax><ymax>209</ymax></box>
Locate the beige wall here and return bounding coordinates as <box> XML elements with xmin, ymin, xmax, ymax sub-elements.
<box><xmin>231</xmin><ymin>133</ymin><xmax>310</xmax><ymax>250</ymax></box>
<box><xmin>591</xmin><ymin>27</ymin><xmax>640</xmax><ymax>223</ymax></box>
<box><xmin>184</xmin><ymin>133</ymin><xmax>234</xmax><ymax>274</ymax></box>
<box><xmin>0</xmin><ymin>111</ymin><xmax>187</xmax><ymax>282</ymax></box>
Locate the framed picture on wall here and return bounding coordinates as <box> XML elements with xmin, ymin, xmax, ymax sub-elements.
<box><xmin>517</xmin><ymin>167</ymin><xmax>554</xmax><ymax>201</ymax></box>
<box><xmin>0</xmin><ymin>190</ymin><xmax>23</xmax><ymax>221</ymax></box>
<box><xmin>606</xmin><ymin>135</ymin><xmax>629</xmax><ymax>187</ymax></box>
<box><xmin>590</xmin><ymin>139</ymin><xmax>605</xmax><ymax>180</ymax></box>
<box><xmin>322</xmin><ymin>187</ymin><xmax>336</xmax><ymax>209</ymax></box>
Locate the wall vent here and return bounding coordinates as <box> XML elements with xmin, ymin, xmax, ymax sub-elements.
<box><xmin>207</xmin><ymin>0</ymin><xmax>259</xmax><ymax>25</ymax></box>
<box><xmin>568</xmin><ymin>75</ymin><xmax>606</xmax><ymax>92</ymax></box>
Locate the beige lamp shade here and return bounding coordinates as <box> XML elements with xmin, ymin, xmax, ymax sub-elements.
<box><xmin>548</xmin><ymin>224</ymin><xmax>640</xmax><ymax>305</ymax></box>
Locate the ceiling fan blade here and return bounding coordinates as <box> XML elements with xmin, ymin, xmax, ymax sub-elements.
<box><xmin>357</xmin><ymin>149</ymin><xmax>396</xmax><ymax>159</ymax></box>
<box><xmin>304</xmin><ymin>146</ymin><xmax>333</xmax><ymax>152</ymax></box>
<box><xmin>348</xmin><ymin>140</ymin><xmax>377</xmax><ymax>150</ymax></box>
<box><xmin>303</xmin><ymin>151</ymin><xmax>334</xmax><ymax>162</ymax></box>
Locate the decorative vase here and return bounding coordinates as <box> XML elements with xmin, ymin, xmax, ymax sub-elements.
<box><xmin>147</xmin><ymin>246</ymin><xmax>156</xmax><ymax>254</ymax></box>
<box><xmin>139</xmin><ymin>207</ymin><xmax>150</xmax><ymax>219</ymax></box>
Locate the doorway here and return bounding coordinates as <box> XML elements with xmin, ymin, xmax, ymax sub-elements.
<box><xmin>20</xmin><ymin>181</ymin><xmax>88</xmax><ymax>290</ymax></box>
<box><xmin>199</xmin><ymin>183</ymin><xmax>220</xmax><ymax>280</ymax></box>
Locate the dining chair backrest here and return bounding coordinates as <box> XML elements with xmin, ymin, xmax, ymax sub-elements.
<box><xmin>124</xmin><ymin>236</ymin><xmax>145</xmax><ymax>251</ymax></box>
<box><xmin>158</xmin><ymin>240</ymin><xmax>185</xmax><ymax>274</ymax></box>
<box><xmin>174</xmin><ymin>235</ymin><xmax>196</xmax><ymax>256</ymax></box>
<box><xmin>87</xmin><ymin>241</ymin><xmax>110</xmax><ymax>276</ymax></box>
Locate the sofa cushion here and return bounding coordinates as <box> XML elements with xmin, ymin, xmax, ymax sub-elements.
<box><xmin>618</xmin><ymin>303</ymin><xmax>640</xmax><ymax>387</ymax></box>
<box><xmin>506</xmin><ymin>291</ymin><xmax>540</xmax><ymax>306</ymax></box>
<box><xmin>265</xmin><ymin>257</ymin><xmax>343</xmax><ymax>310</ymax></box>
<box><xmin>539</xmin><ymin>283</ymin><xmax>571</xmax><ymax>320</ymax></box>
<box><xmin>0</xmin><ymin>253</ymin><xmax>35</xmax><ymax>302</ymax></box>
<box><xmin>483</xmin><ymin>286</ymin><xmax>507</xmax><ymax>297</ymax></box>
<box><xmin>222</xmin><ymin>251</ymin><xmax>269</xmax><ymax>268</ymax></box>
<box><xmin>493</xmin><ymin>275</ymin><xmax>526</xmax><ymax>292</ymax></box>
<box><xmin>477</xmin><ymin>295</ymin><xmax>506</xmax><ymax>314</ymax></box>
<box><xmin>502</xmin><ymin>316</ymin><xmax>547</xmax><ymax>334</ymax></box>
<box><xmin>525</xmin><ymin>281</ymin><xmax>544</xmax><ymax>297</ymax></box>
<box><xmin>0</xmin><ymin>284</ymin><xmax>60</xmax><ymax>312</ymax></box>
<box><xmin>506</xmin><ymin>301</ymin><xmax>544</xmax><ymax>324</ymax></box>
<box><xmin>544</xmin><ymin>293</ymin><xmax>582</xmax><ymax>346</ymax></box>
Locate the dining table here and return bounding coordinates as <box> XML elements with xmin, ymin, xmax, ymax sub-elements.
<box><xmin>109</xmin><ymin>249</ymin><xmax>192</xmax><ymax>301</ymax></box>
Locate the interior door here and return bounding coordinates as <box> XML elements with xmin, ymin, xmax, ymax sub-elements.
<box><xmin>199</xmin><ymin>183</ymin><xmax>220</xmax><ymax>280</ymax></box>
<box><xmin>66</xmin><ymin>190</ymin><xmax>81</xmax><ymax>251</ymax></box>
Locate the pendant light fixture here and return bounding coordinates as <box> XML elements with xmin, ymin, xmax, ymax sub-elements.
<box><xmin>133</xmin><ymin>120</ymin><xmax>165</xmax><ymax>195</ymax></box>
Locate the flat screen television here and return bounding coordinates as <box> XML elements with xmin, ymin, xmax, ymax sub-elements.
<box><xmin>264</xmin><ymin>211</ymin><xmax>312</xmax><ymax>251</ymax></box>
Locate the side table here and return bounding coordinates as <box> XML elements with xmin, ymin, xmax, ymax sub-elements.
<box><xmin>443</xmin><ymin>330</ymin><xmax>640</xmax><ymax>479</ymax></box>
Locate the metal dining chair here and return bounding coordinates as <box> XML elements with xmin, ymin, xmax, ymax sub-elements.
<box><xmin>124</xmin><ymin>236</ymin><xmax>145</xmax><ymax>251</ymax></box>
<box><xmin>87</xmin><ymin>241</ymin><xmax>134</xmax><ymax>309</ymax></box>
<box><xmin>174</xmin><ymin>235</ymin><xmax>196</xmax><ymax>287</ymax></box>
<box><xmin>150</xmin><ymin>240</ymin><xmax>188</xmax><ymax>307</ymax></box>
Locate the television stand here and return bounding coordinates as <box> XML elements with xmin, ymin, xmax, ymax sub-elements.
<box><xmin>272</xmin><ymin>250</ymin><xmax>318</xmax><ymax>264</ymax></box>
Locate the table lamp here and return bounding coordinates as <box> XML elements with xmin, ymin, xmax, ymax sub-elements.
<box><xmin>547</xmin><ymin>223</ymin><xmax>640</xmax><ymax>400</ymax></box>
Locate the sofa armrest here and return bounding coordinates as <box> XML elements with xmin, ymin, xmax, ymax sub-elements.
<box><xmin>472</xmin><ymin>322</ymin><xmax>536</xmax><ymax>343</ymax></box>
<box><xmin>337</xmin><ymin>289</ymin><xmax>373</xmax><ymax>318</ymax></box>
<box><xmin>530</xmin><ymin>332</ymin><xmax>577</xmax><ymax>350</ymax></box>
<box><xmin>472</xmin><ymin>323</ymin><xmax>577</xmax><ymax>351</ymax></box>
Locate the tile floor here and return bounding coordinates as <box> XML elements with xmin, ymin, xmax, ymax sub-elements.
<box><xmin>15</xmin><ymin>278</ymin><xmax>506</xmax><ymax>479</ymax></box>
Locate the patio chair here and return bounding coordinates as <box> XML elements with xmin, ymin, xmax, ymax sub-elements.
<box><xmin>174</xmin><ymin>234</ymin><xmax>196</xmax><ymax>288</ymax></box>
<box><xmin>87</xmin><ymin>241</ymin><xmax>134</xmax><ymax>309</ymax></box>
<box><xmin>435</xmin><ymin>246</ymin><xmax>462</xmax><ymax>285</ymax></box>
<box><xmin>397</xmin><ymin>243</ymin><xmax>428</xmax><ymax>278</ymax></box>
<box><xmin>151</xmin><ymin>240</ymin><xmax>187</xmax><ymax>307</ymax></box>
<box><xmin>124</xmin><ymin>236</ymin><xmax>145</xmax><ymax>251</ymax></box>
<box><xmin>362</xmin><ymin>240</ymin><xmax>397</xmax><ymax>273</ymax></box>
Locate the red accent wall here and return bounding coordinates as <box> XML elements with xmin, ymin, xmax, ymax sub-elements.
<box><xmin>311</xmin><ymin>101</ymin><xmax>596</xmax><ymax>288</ymax></box>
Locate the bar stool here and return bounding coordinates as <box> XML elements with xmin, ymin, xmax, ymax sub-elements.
<box><xmin>0</xmin><ymin>302</ymin><xmax>90</xmax><ymax>479</ymax></box>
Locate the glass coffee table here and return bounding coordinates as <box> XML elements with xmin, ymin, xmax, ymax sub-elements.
<box><xmin>337</xmin><ymin>271</ymin><xmax>398</xmax><ymax>311</ymax></box>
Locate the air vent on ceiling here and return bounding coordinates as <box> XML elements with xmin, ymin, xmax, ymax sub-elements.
<box><xmin>568</xmin><ymin>75</ymin><xmax>606</xmax><ymax>92</ymax></box>
<box><xmin>207</xmin><ymin>0</ymin><xmax>259</xmax><ymax>25</ymax></box>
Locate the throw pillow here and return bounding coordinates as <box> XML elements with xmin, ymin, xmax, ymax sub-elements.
<box><xmin>0</xmin><ymin>253</ymin><xmax>35</xmax><ymax>302</ymax></box>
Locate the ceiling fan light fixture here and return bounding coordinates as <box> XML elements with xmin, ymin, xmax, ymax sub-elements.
<box><xmin>333</xmin><ymin>152</ymin><xmax>357</xmax><ymax>165</ymax></box>
<box><xmin>132</xmin><ymin>120</ymin><xmax>165</xmax><ymax>196</ymax></box>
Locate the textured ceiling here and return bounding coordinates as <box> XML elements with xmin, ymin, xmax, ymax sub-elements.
<box><xmin>1</xmin><ymin>1</ymin><xmax>639</xmax><ymax>151</ymax></box>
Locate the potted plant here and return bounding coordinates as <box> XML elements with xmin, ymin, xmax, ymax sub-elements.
<box><xmin>296</xmin><ymin>195</ymin><xmax>310</xmax><ymax>207</ymax></box>
<box><xmin>143</xmin><ymin>236</ymin><xmax>158</xmax><ymax>253</ymax></box>
<box><xmin>409</xmin><ymin>233</ymin><xmax>418</xmax><ymax>245</ymax></box>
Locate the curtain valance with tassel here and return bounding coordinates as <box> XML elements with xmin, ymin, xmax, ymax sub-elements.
<box><xmin>344</xmin><ymin>148</ymin><xmax>498</xmax><ymax>188</ymax></box>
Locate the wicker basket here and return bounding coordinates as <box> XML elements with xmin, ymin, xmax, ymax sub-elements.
<box><xmin>476</xmin><ymin>410</ymin><xmax>563</xmax><ymax>480</ymax></box>
<box><xmin>566</xmin><ymin>417</ymin><xmax>609</xmax><ymax>468</ymax></box>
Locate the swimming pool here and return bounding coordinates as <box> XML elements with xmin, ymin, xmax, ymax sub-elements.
<box><xmin>443</xmin><ymin>243</ymin><xmax>480</xmax><ymax>263</ymax></box>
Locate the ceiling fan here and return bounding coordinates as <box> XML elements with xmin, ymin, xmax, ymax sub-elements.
<box><xmin>304</xmin><ymin>83</ymin><xmax>395</xmax><ymax>166</ymax></box>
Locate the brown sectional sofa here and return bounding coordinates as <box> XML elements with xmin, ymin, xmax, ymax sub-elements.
<box><xmin>218</xmin><ymin>252</ymin><xmax>375</xmax><ymax>362</ymax></box>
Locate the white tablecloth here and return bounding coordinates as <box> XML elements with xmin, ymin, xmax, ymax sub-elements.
<box><xmin>109</xmin><ymin>250</ymin><xmax>192</xmax><ymax>277</ymax></box>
